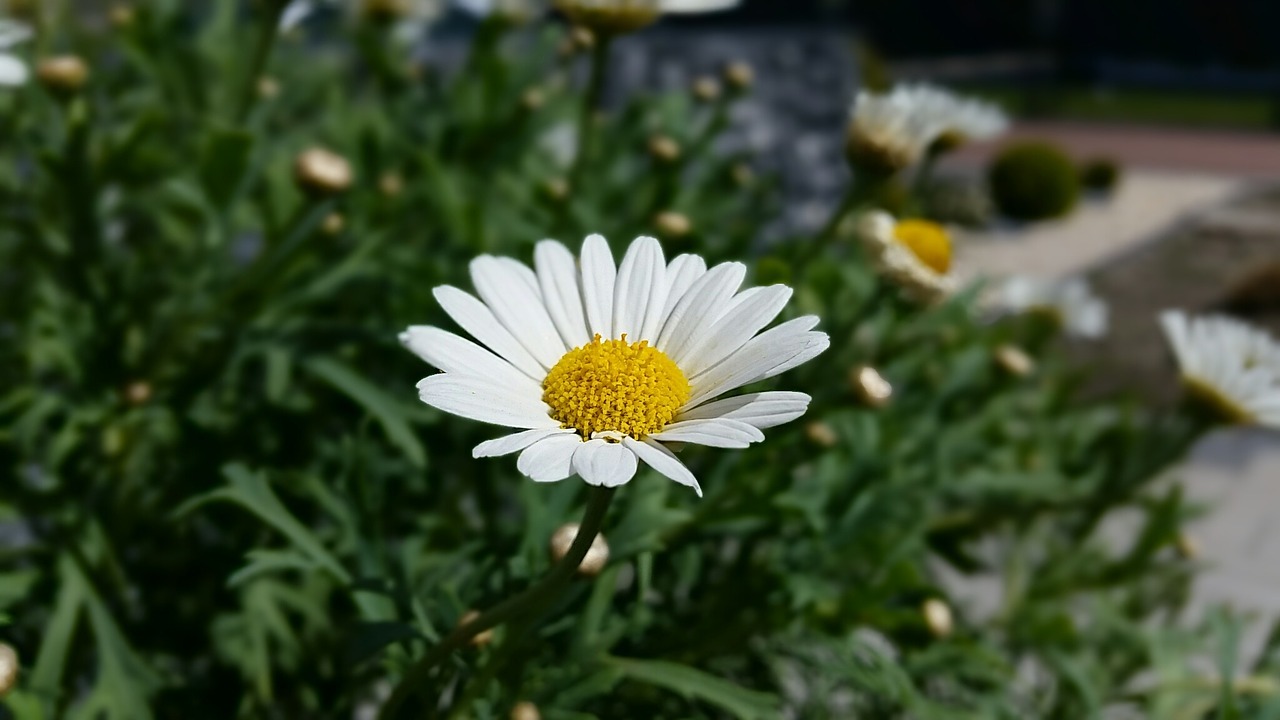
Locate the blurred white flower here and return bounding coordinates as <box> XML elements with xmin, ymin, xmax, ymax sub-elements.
<box><xmin>660</xmin><ymin>0</ymin><xmax>740</xmax><ymax>12</ymax></box>
<box><xmin>845</xmin><ymin>87</ymin><xmax>941</xmax><ymax>173</ymax></box>
<box><xmin>279</xmin><ymin>1</ymin><xmax>317</xmax><ymax>31</ymax></box>
<box><xmin>280</xmin><ymin>0</ymin><xmax>444</xmax><ymax>40</ymax></box>
<box><xmin>402</xmin><ymin>235</ymin><xmax>827</xmax><ymax>496</ymax></box>
<box><xmin>1160</xmin><ymin>311</ymin><xmax>1280</xmax><ymax>428</ymax></box>
<box><xmin>902</xmin><ymin>83</ymin><xmax>1008</xmax><ymax>147</ymax></box>
<box><xmin>990</xmin><ymin>275</ymin><xmax>1108</xmax><ymax>339</ymax></box>
<box><xmin>453</xmin><ymin>0</ymin><xmax>546</xmax><ymax>19</ymax></box>
<box><xmin>538</xmin><ymin>122</ymin><xmax>579</xmax><ymax>168</ymax></box>
<box><xmin>856</xmin><ymin>211</ymin><xmax>958</xmax><ymax>304</ymax></box>
<box><xmin>0</xmin><ymin>19</ymin><xmax>32</xmax><ymax>87</ymax></box>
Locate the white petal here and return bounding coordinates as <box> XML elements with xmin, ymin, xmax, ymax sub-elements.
<box><xmin>685</xmin><ymin>317</ymin><xmax>828</xmax><ymax>408</ymax></box>
<box><xmin>663</xmin><ymin>254</ymin><xmax>708</xmax><ymax>317</ymax></box>
<box><xmin>623</xmin><ymin>437</ymin><xmax>702</xmax><ymax>497</ymax></box>
<box><xmin>473</xmin><ymin>428</ymin><xmax>574</xmax><ymax>458</ymax></box>
<box><xmin>678</xmin><ymin>391</ymin><xmax>811</xmax><ymax>429</ymax></box>
<box><xmin>0</xmin><ymin>54</ymin><xmax>28</xmax><ymax>86</ymax></box>
<box><xmin>0</xmin><ymin>21</ymin><xmax>33</xmax><ymax>49</ymax></box>
<box><xmin>417</xmin><ymin>374</ymin><xmax>557</xmax><ymax>429</ymax></box>
<box><xmin>470</xmin><ymin>255</ymin><xmax>565</xmax><ymax>368</ymax></box>
<box><xmin>580</xmin><ymin>234</ymin><xmax>616</xmax><ymax>340</ymax></box>
<box><xmin>657</xmin><ymin>262</ymin><xmax>746</xmax><ymax>359</ymax></box>
<box><xmin>572</xmin><ymin>439</ymin><xmax>639</xmax><ymax>488</ymax></box>
<box><xmin>434</xmin><ymin>286</ymin><xmax>546</xmax><ymax>381</ymax></box>
<box><xmin>680</xmin><ymin>285</ymin><xmax>793</xmax><ymax>377</ymax></box>
<box><xmin>278</xmin><ymin>1</ymin><xmax>314</xmax><ymax>31</ymax></box>
<box><xmin>649</xmin><ymin>418</ymin><xmax>764</xmax><ymax>448</ymax></box>
<box><xmin>613</xmin><ymin>236</ymin><xmax>668</xmax><ymax>342</ymax></box>
<box><xmin>535</xmin><ymin>240</ymin><xmax>591</xmax><ymax>349</ymax></box>
<box><xmin>399</xmin><ymin>326</ymin><xmax>541</xmax><ymax>395</ymax></box>
<box><xmin>517</xmin><ymin>434</ymin><xmax>583</xmax><ymax>482</ymax></box>
<box><xmin>661</xmin><ymin>0</ymin><xmax>740</xmax><ymax>12</ymax></box>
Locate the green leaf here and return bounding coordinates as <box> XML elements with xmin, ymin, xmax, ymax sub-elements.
<box><xmin>604</xmin><ymin>656</ymin><xmax>781</xmax><ymax>720</ymax></box>
<box><xmin>199</xmin><ymin>127</ymin><xmax>255</xmax><ymax>208</ymax></box>
<box><xmin>177</xmin><ymin>464</ymin><xmax>351</xmax><ymax>584</ymax></box>
<box><xmin>347</xmin><ymin>621</ymin><xmax>423</xmax><ymax>664</ymax></box>
<box><xmin>304</xmin><ymin>356</ymin><xmax>426</xmax><ymax>467</ymax></box>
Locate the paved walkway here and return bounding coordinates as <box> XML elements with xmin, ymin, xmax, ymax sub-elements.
<box><xmin>942</xmin><ymin>122</ymin><xmax>1280</xmax><ymax>659</ymax></box>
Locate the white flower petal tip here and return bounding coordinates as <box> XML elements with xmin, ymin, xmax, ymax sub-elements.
<box><xmin>660</xmin><ymin>0</ymin><xmax>741</xmax><ymax>13</ymax></box>
<box><xmin>405</xmin><ymin>234</ymin><xmax>824</xmax><ymax>492</ymax></box>
<box><xmin>1158</xmin><ymin>310</ymin><xmax>1280</xmax><ymax>429</ymax></box>
<box><xmin>573</xmin><ymin>440</ymin><xmax>639</xmax><ymax>488</ymax></box>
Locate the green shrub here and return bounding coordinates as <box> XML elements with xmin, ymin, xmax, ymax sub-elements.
<box><xmin>1080</xmin><ymin>157</ymin><xmax>1123</xmax><ymax>193</ymax></box>
<box><xmin>987</xmin><ymin>140</ymin><xmax>1081</xmax><ymax>220</ymax></box>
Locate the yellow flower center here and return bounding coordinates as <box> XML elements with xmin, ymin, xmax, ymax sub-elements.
<box><xmin>543</xmin><ymin>335</ymin><xmax>691</xmax><ymax>440</ymax></box>
<box><xmin>893</xmin><ymin>219</ymin><xmax>952</xmax><ymax>274</ymax></box>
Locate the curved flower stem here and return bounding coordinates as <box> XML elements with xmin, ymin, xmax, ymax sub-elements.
<box><xmin>234</xmin><ymin>0</ymin><xmax>287</xmax><ymax>124</ymax></box>
<box><xmin>377</xmin><ymin>486</ymin><xmax>618</xmax><ymax>720</ymax></box>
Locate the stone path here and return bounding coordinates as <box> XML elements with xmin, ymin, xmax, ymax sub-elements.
<box><xmin>943</xmin><ymin>122</ymin><xmax>1280</xmax><ymax>659</ymax></box>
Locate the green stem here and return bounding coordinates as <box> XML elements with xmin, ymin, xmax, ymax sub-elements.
<box><xmin>377</xmin><ymin>486</ymin><xmax>618</xmax><ymax>720</ymax></box>
<box><xmin>567</xmin><ymin>36</ymin><xmax>612</xmax><ymax>196</ymax></box>
<box><xmin>911</xmin><ymin>144</ymin><xmax>943</xmax><ymax>203</ymax></box>
<box><xmin>234</xmin><ymin>0</ymin><xmax>287</xmax><ymax>124</ymax></box>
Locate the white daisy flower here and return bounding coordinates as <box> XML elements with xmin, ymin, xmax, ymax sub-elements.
<box><xmin>453</xmin><ymin>0</ymin><xmax>546</xmax><ymax>20</ymax></box>
<box><xmin>990</xmin><ymin>275</ymin><xmax>1108</xmax><ymax>339</ymax></box>
<box><xmin>1159</xmin><ymin>311</ymin><xmax>1280</xmax><ymax>428</ymax></box>
<box><xmin>856</xmin><ymin>211</ymin><xmax>958</xmax><ymax>304</ymax></box>
<box><xmin>845</xmin><ymin>87</ymin><xmax>943</xmax><ymax>174</ymax></box>
<box><xmin>281</xmin><ymin>0</ymin><xmax>444</xmax><ymax>36</ymax></box>
<box><xmin>402</xmin><ymin>235</ymin><xmax>829</xmax><ymax>496</ymax></box>
<box><xmin>660</xmin><ymin>0</ymin><xmax>740</xmax><ymax>12</ymax></box>
<box><xmin>901</xmin><ymin>83</ymin><xmax>1008</xmax><ymax>148</ymax></box>
<box><xmin>0</xmin><ymin>19</ymin><xmax>32</xmax><ymax>87</ymax></box>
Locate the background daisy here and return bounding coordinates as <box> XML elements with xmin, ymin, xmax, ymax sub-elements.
<box><xmin>1160</xmin><ymin>310</ymin><xmax>1280</xmax><ymax>428</ymax></box>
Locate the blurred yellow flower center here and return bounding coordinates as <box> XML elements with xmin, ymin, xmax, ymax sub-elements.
<box><xmin>893</xmin><ymin>219</ymin><xmax>952</xmax><ymax>274</ymax></box>
<box><xmin>543</xmin><ymin>334</ymin><xmax>690</xmax><ymax>440</ymax></box>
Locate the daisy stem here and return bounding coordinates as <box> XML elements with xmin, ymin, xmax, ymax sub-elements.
<box><xmin>378</xmin><ymin>486</ymin><xmax>618</xmax><ymax>720</ymax></box>
<box><xmin>568</xmin><ymin>36</ymin><xmax>612</xmax><ymax>196</ymax></box>
<box><xmin>234</xmin><ymin>0</ymin><xmax>287</xmax><ymax>125</ymax></box>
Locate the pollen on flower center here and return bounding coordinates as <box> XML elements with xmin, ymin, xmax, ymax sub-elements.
<box><xmin>893</xmin><ymin>219</ymin><xmax>951</xmax><ymax>274</ymax></box>
<box><xmin>543</xmin><ymin>334</ymin><xmax>691</xmax><ymax>440</ymax></box>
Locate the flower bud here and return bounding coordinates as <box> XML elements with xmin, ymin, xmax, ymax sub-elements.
<box><xmin>378</xmin><ymin>172</ymin><xmax>404</xmax><ymax>198</ymax></box>
<box><xmin>109</xmin><ymin>4</ymin><xmax>136</xmax><ymax>28</ymax></box>
<box><xmin>0</xmin><ymin>643</ymin><xmax>16</xmax><ymax>696</ymax></box>
<box><xmin>124</xmin><ymin>381</ymin><xmax>152</xmax><ymax>406</ymax></box>
<box><xmin>723</xmin><ymin>61</ymin><xmax>754</xmax><ymax>93</ymax></box>
<box><xmin>730</xmin><ymin>162</ymin><xmax>755</xmax><ymax>187</ymax></box>
<box><xmin>457</xmin><ymin>610</ymin><xmax>494</xmax><ymax>647</ymax></box>
<box><xmin>541</xmin><ymin>178</ymin><xmax>570</xmax><ymax>203</ymax></box>
<box><xmin>654</xmin><ymin>211</ymin><xmax>691</xmax><ymax>239</ymax></box>
<box><xmin>554</xmin><ymin>0</ymin><xmax>659</xmax><ymax>37</ymax></box>
<box><xmin>510</xmin><ymin>701</ymin><xmax>541</xmax><ymax>720</ymax></box>
<box><xmin>691</xmin><ymin>76</ymin><xmax>722</xmax><ymax>103</ymax></box>
<box><xmin>520</xmin><ymin>87</ymin><xmax>545</xmax><ymax>112</ymax></box>
<box><xmin>647</xmin><ymin>135</ymin><xmax>681</xmax><ymax>164</ymax></box>
<box><xmin>922</xmin><ymin>598</ymin><xmax>953</xmax><ymax>639</ymax></box>
<box><xmin>549</xmin><ymin>522</ymin><xmax>609</xmax><ymax>578</ymax></box>
<box><xmin>322</xmin><ymin>213</ymin><xmax>345</xmax><ymax>236</ymax></box>
<box><xmin>1175</xmin><ymin>533</ymin><xmax>1200</xmax><ymax>560</ymax></box>
<box><xmin>569</xmin><ymin>25</ymin><xmax>596</xmax><ymax>51</ymax></box>
<box><xmin>362</xmin><ymin>0</ymin><xmax>409</xmax><ymax>22</ymax></box>
<box><xmin>851</xmin><ymin>366</ymin><xmax>892</xmax><ymax>408</ymax></box>
<box><xmin>805</xmin><ymin>421</ymin><xmax>838</xmax><ymax>449</ymax></box>
<box><xmin>294</xmin><ymin>148</ymin><xmax>353</xmax><ymax>196</ymax></box>
<box><xmin>994</xmin><ymin>344</ymin><xmax>1035</xmax><ymax>377</ymax></box>
<box><xmin>257</xmin><ymin>76</ymin><xmax>281</xmax><ymax>100</ymax></box>
<box><xmin>37</xmin><ymin>56</ymin><xmax>89</xmax><ymax>94</ymax></box>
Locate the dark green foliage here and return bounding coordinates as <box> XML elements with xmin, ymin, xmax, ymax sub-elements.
<box><xmin>0</xmin><ymin>4</ymin><xmax>1265</xmax><ymax>720</ymax></box>
<box><xmin>988</xmin><ymin>141</ymin><xmax>1081</xmax><ymax>221</ymax></box>
<box><xmin>1080</xmin><ymin>157</ymin><xmax>1123</xmax><ymax>193</ymax></box>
